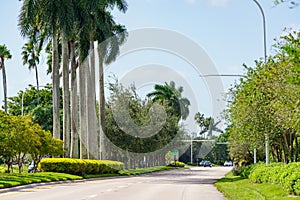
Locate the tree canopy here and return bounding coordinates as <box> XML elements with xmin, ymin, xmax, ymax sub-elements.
<box><xmin>226</xmin><ymin>30</ymin><xmax>300</xmax><ymax>165</ymax></box>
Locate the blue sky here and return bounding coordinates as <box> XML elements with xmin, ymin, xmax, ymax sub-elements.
<box><xmin>0</xmin><ymin>0</ymin><xmax>299</xmax><ymax>134</ymax></box>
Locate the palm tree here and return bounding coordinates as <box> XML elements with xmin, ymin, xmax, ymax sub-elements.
<box><xmin>194</xmin><ymin>112</ymin><xmax>223</xmax><ymax>138</ymax></box>
<box><xmin>21</xmin><ymin>38</ymin><xmax>44</xmax><ymax>105</ymax></box>
<box><xmin>73</xmin><ymin>0</ymin><xmax>127</xmax><ymax>159</ymax></box>
<box><xmin>0</xmin><ymin>45</ymin><xmax>12</xmax><ymax>113</ymax></box>
<box><xmin>19</xmin><ymin>0</ymin><xmax>128</xmax><ymax>159</ymax></box>
<box><xmin>147</xmin><ymin>81</ymin><xmax>190</xmax><ymax>121</ymax></box>
<box><xmin>19</xmin><ymin>0</ymin><xmax>75</xmax><ymax>141</ymax></box>
<box><xmin>20</xmin><ymin>10</ymin><xmax>47</xmax><ymax>105</ymax></box>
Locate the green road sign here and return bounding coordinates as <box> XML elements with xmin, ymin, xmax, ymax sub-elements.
<box><xmin>172</xmin><ymin>150</ymin><xmax>178</xmax><ymax>156</ymax></box>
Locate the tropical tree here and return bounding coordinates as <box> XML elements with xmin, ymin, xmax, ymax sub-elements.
<box><xmin>0</xmin><ymin>45</ymin><xmax>12</xmax><ymax>113</ymax></box>
<box><xmin>0</xmin><ymin>111</ymin><xmax>63</xmax><ymax>173</ymax></box>
<box><xmin>7</xmin><ymin>84</ymin><xmax>62</xmax><ymax>133</ymax></box>
<box><xmin>274</xmin><ymin>0</ymin><xmax>299</xmax><ymax>8</ymax></box>
<box><xmin>105</xmin><ymin>80</ymin><xmax>182</xmax><ymax>168</ymax></box>
<box><xmin>21</xmin><ymin>14</ymin><xmax>46</xmax><ymax>105</ymax></box>
<box><xmin>19</xmin><ymin>0</ymin><xmax>129</xmax><ymax>159</ymax></box>
<box><xmin>194</xmin><ymin>112</ymin><xmax>223</xmax><ymax>138</ymax></box>
<box><xmin>147</xmin><ymin>81</ymin><xmax>191</xmax><ymax>121</ymax></box>
<box><xmin>69</xmin><ymin>0</ymin><xmax>128</xmax><ymax>159</ymax></box>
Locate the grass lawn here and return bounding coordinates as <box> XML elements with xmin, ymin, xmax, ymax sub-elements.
<box><xmin>215</xmin><ymin>172</ymin><xmax>300</xmax><ymax>200</ymax></box>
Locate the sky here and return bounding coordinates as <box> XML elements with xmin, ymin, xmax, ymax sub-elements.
<box><xmin>0</xmin><ymin>0</ymin><xmax>299</xmax><ymax>134</ymax></box>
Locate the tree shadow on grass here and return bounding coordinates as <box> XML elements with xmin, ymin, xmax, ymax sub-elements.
<box><xmin>217</xmin><ymin>176</ymin><xmax>245</xmax><ymax>183</ymax></box>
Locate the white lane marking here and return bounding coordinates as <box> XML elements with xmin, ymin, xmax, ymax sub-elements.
<box><xmin>117</xmin><ymin>185</ymin><xmax>127</xmax><ymax>188</ymax></box>
<box><xmin>87</xmin><ymin>194</ymin><xmax>97</xmax><ymax>198</ymax></box>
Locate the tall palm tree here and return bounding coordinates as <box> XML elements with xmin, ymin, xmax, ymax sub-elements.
<box><xmin>19</xmin><ymin>0</ymin><xmax>75</xmax><ymax>141</ymax></box>
<box><xmin>73</xmin><ymin>0</ymin><xmax>127</xmax><ymax>159</ymax></box>
<box><xmin>21</xmin><ymin>32</ymin><xmax>45</xmax><ymax>105</ymax></box>
<box><xmin>19</xmin><ymin>0</ymin><xmax>128</xmax><ymax>159</ymax></box>
<box><xmin>97</xmin><ymin>17</ymin><xmax>127</xmax><ymax>160</ymax></box>
<box><xmin>147</xmin><ymin>81</ymin><xmax>190</xmax><ymax>121</ymax></box>
<box><xmin>0</xmin><ymin>45</ymin><xmax>12</xmax><ymax>113</ymax></box>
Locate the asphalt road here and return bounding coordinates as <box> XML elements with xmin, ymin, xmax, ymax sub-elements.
<box><xmin>0</xmin><ymin>166</ymin><xmax>231</xmax><ymax>200</ymax></box>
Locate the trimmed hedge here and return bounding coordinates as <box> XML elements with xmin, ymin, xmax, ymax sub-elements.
<box><xmin>249</xmin><ymin>162</ymin><xmax>300</xmax><ymax>195</ymax></box>
<box><xmin>167</xmin><ymin>161</ymin><xmax>185</xmax><ymax>167</ymax></box>
<box><xmin>40</xmin><ymin>158</ymin><xmax>124</xmax><ymax>176</ymax></box>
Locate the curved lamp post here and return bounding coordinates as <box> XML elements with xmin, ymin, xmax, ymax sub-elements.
<box><xmin>199</xmin><ymin>0</ymin><xmax>268</xmax><ymax>165</ymax></box>
<box><xmin>252</xmin><ymin>0</ymin><xmax>269</xmax><ymax>165</ymax></box>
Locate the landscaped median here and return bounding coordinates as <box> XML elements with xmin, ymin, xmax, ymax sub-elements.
<box><xmin>0</xmin><ymin>158</ymin><xmax>185</xmax><ymax>190</ymax></box>
<box><xmin>215</xmin><ymin>162</ymin><xmax>300</xmax><ymax>200</ymax></box>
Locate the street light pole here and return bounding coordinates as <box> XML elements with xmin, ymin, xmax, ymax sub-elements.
<box><xmin>252</xmin><ymin>0</ymin><xmax>269</xmax><ymax>165</ymax></box>
<box><xmin>21</xmin><ymin>91</ymin><xmax>24</xmax><ymax>116</ymax></box>
<box><xmin>252</xmin><ymin>0</ymin><xmax>267</xmax><ymax>63</ymax></box>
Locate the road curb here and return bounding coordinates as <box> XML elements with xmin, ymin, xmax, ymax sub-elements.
<box><xmin>0</xmin><ymin>179</ymin><xmax>85</xmax><ymax>194</ymax></box>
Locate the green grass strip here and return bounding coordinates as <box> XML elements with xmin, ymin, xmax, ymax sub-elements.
<box><xmin>215</xmin><ymin>172</ymin><xmax>300</xmax><ymax>200</ymax></box>
<box><xmin>0</xmin><ymin>172</ymin><xmax>82</xmax><ymax>189</ymax></box>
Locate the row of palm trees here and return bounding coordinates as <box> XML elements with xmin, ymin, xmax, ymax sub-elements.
<box><xmin>18</xmin><ymin>0</ymin><xmax>128</xmax><ymax>159</ymax></box>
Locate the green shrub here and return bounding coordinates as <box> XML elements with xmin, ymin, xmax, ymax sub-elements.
<box><xmin>232</xmin><ymin>163</ymin><xmax>262</xmax><ymax>177</ymax></box>
<box><xmin>293</xmin><ymin>179</ymin><xmax>300</xmax><ymax>195</ymax></box>
<box><xmin>40</xmin><ymin>158</ymin><xmax>124</xmax><ymax>175</ymax></box>
<box><xmin>249</xmin><ymin>162</ymin><xmax>300</xmax><ymax>195</ymax></box>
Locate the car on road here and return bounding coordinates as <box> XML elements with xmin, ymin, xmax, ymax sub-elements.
<box><xmin>203</xmin><ymin>161</ymin><xmax>212</xmax><ymax>167</ymax></box>
<box><xmin>199</xmin><ymin>160</ymin><xmax>206</xmax><ymax>166</ymax></box>
<box><xmin>223</xmin><ymin>161</ymin><xmax>233</xmax><ymax>166</ymax></box>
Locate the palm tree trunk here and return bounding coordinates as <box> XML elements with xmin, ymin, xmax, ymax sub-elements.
<box><xmin>86</xmin><ymin>39</ymin><xmax>98</xmax><ymax>159</ymax></box>
<box><xmin>34</xmin><ymin>64</ymin><xmax>40</xmax><ymax>105</ymax></box>
<box><xmin>70</xmin><ymin>40</ymin><xmax>79</xmax><ymax>158</ymax></box>
<box><xmin>79</xmin><ymin>56</ymin><xmax>88</xmax><ymax>159</ymax></box>
<box><xmin>1</xmin><ymin>59</ymin><xmax>7</xmax><ymax>113</ymax></box>
<box><xmin>62</xmin><ymin>33</ymin><xmax>70</xmax><ymax>157</ymax></box>
<box><xmin>52</xmin><ymin>32</ymin><xmax>61</xmax><ymax>140</ymax></box>
<box><xmin>98</xmin><ymin>46</ymin><xmax>105</xmax><ymax>160</ymax></box>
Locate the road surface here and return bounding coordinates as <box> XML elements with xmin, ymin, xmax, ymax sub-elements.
<box><xmin>0</xmin><ymin>166</ymin><xmax>231</xmax><ymax>200</ymax></box>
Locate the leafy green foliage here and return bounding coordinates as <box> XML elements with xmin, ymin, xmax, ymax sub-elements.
<box><xmin>147</xmin><ymin>81</ymin><xmax>190</xmax><ymax>121</ymax></box>
<box><xmin>249</xmin><ymin>162</ymin><xmax>300</xmax><ymax>195</ymax></box>
<box><xmin>0</xmin><ymin>111</ymin><xmax>63</xmax><ymax>173</ymax></box>
<box><xmin>105</xmin><ymin>81</ymin><xmax>184</xmax><ymax>154</ymax></box>
<box><xmin>226</xmin><ymin>30</ymin><xmax>300</xmax><ymax>164</ymax></box>
<box><xmin>40</xmin><ymin>158</ymin><xmax>124</xmax><ymax>176</ymax></box>
<box><xmin>215</xmin><ymin>172</ymin><xmax>293</xmax><ymax>200</ymax></box>
<box><xmin>7</xmin><ymin>84</ymin><xmax>63</xmax><ymax>133</ymax></box>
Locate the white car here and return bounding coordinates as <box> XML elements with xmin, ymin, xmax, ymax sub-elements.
<box><xmin>224</xmin><ymin>161</ymin><xmax>233</xmax><ymax>166</ymax></box>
